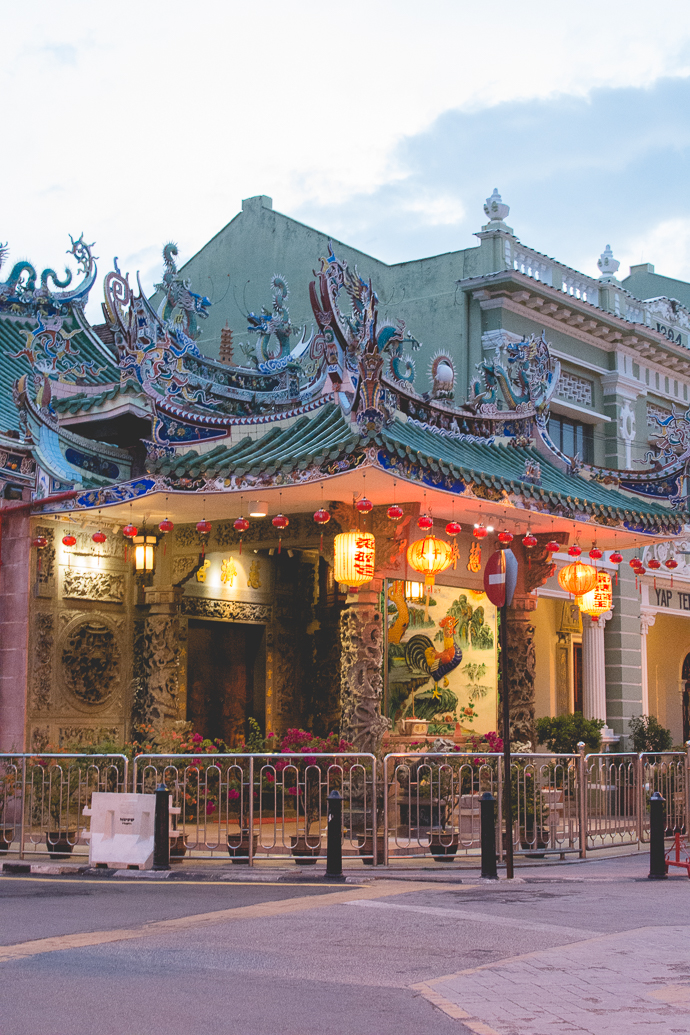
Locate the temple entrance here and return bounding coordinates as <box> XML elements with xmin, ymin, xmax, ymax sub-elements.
<box><xmin>186</xmin><ymin>619</ymin><xmax>266</xmax><ymax>747</ymax></box>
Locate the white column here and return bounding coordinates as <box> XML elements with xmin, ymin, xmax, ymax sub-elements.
<box><xmin>581</xmin><ymin>612</ymin><xmax>610</xmax><ymax>721</ymax></box>
<box><xmin>640</xmin><ymin>611</ymin><xmax>656</xmax><ymax>716</ymax></box>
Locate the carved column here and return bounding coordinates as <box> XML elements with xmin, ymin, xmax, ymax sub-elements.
<box><xmin>640</xmin><ymin>611</ymin><xmax>656</xmax><ymax>716</ymax></box>
<box><xmin>339</xmin><ymin>589</ymin><xmax>390</xmax><ymax>752</ymax></box>
<box><xmin>581</xmin><ymin>612</ymin><xmax>610</xmax><ymax>721</ymax></box>
<box><xmin>506</xmin><ymin>532</ymin><xmax>568</xmax><ymax>746</ymax></box>
<box><xmin>142</xmin><ymin>586</ymin><xmax>183</xmax><ymax>728</ymax></box>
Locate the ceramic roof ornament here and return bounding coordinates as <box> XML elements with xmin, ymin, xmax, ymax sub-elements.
<box><xmin>597</xmin><ymin>244</ymin><xmax>620</xmax><ymax>280</ymax></box>
<box><xmin>483</xmin><ymin>188</ymin><xmax>511</xmax><ymax>225</ymax></box>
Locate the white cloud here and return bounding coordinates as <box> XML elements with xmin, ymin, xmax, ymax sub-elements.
<box><xmin>621</xmin><ymin>219</ymin><xmax>690</xmax><ymax>284</ymax></box>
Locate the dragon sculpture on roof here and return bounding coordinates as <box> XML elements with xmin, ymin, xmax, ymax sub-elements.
<box><xmin>468</xmin><ymin>331</ymin><xmax>560</xmax><ymax>418</ymax></box>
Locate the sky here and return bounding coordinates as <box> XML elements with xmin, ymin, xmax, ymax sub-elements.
<box><xmin>3</xmin><ymin>0</ymin><xmax>690</xmax><ymax>320</ymax></box>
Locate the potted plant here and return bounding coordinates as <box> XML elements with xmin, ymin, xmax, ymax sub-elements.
<box><xmin>0</xmin><ymin>763</ymin><xmax>19</xmax><ymax>853</ymax></box>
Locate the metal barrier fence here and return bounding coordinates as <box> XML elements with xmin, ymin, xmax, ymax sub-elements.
<box><xmin>0</xmin><ymin>754</ymin><xmax>129</xmax><ymax>859</ymax></box>
<box><xmin>132</xmin><ymin>752</ymin><xmax>377</xmax><ymax>864</ymax></box>
<box><xmin>1</xmin><ymin>747</ymin><xmax>689</xmax><ymax>865</ymax></box>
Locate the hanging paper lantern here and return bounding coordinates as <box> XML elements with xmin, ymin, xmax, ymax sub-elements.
<box><xmin>418</xmin><ymin>513</ymin><xmax>433</xmax><ymax>531</ymax></box>
<box><xmin>233</xmin><ymin>516</ymin><xmax>250</xmax><ymax>533</ymax></box>
<box><xmin>196</xmin><ymin>520</ymin><xmax>212</xmax><ymax>535</ymax></box>
<box><xmin>272</xmin><ymin>513</ymin><xmax>289</xmax><ymax>554</ymax></box>
<box><xmin>355</xmin><ymin>497</ymin><xmax>373</xmax><ymax>515</ymax></box>
<box><xmin>568</xmin><ymin>544</ymin><xmax>581</xmax><ymax>558</ymax></box>
<box><xmin>473</xmin><ymin>523</ymin><xmax>488</xmax><ymax>539</ymax></box>
<box><xmin>558</xmin><ymin>559</ymin><xmax>598</xmax><ymax>597</ymax></box>
<box><xmin>609</xmin><ymin>551</ymin><xmax>623</xmax><ymax>565</ymax></box>
<box><xmin>446</xmin><ymin>520</ymin><xmax>462</xmax><ymax>537</ymax></box>
<box><xmin>497</xmin><ymin>530</ymin><xmax>513</xmax><ymax>544</ymax></box>
<box><xmin>522</xmin><ymin>532</ymin><xmax>537</xmax><ymax>548</ymax></box>
<box><xmin>313</xmin><ymin>507</ymin><xmax>331</xmax><ymax>553</ymax></box>
<box><xmin>635</xmin><ymin>565</ymin><xmax>646</xmax><ymax>576</ymax></box>
<box><xmin>665</xmin><ymin>558</ymin><xmax>679</xmax><ymax>570</ymax></box>
<box><xmin>32</xmin><ymin>536</ymin><xmax>47</xmax><ymax>549</ymax></box>
<box><xmin>334</xmin><ymin>531</ymin><xmax>376</xmax><ymax>587</ymax></box>
<box><xmin>578</xmin><ymin>571</ymin><xmax>613</xmax><ymax>622</ymax></box>
<box><xmin>546</xmin><ymin>540</ymin><xmax>560</xmax><ymax>554</ymax></box>
<box><xmin>61</xmin><ymin>534</ymin><xmax>76</xmax><ymax>548</ymax></box>
<box><xmin>92</xmin><ymin>530</ymin><xmax>106</xmax><ymax>545</ymax></box>
<box><xmin>123</xmin><ymin>523</ymin><xmax>138</xmax><ymax>539</ymax></box>
<box><xmin>387</xmin><ymin>504</ymin><xmax>404</xmax><ymax>521</ymax></box>
<box><xmin>629</xmin><ymin>558</ymin><xmax>642</xmax><ymax>570</ymax></box>
<box><xmin>159</xmin><ymin>519</ymin><xmax>174</xmax><ymax>534</ymax></box>
<box><xmin>589</xmin><ymin>546</ymin><xmax>603</xmax><ymax>561</ymax></box>
<box><xmin>407</xmin><ymin>534</ymin><xmax>454</xmax><ymax>617</ymax></box>
<box><xmin>647</xmin><ymin>558</ymin><xmax>661</xmax><ymax>570</ymax></box>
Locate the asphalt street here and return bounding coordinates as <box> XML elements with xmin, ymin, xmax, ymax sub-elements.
<box><xmin>1</xmin><ymin>854</ymin><xmax>689</xmax><ymax>1035</ymax></box>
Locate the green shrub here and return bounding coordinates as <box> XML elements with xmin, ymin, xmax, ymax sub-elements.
<box><xmin>628</xmin><ymin>715</ymin><xmax>673</xmax><ymax>753</ymax></box>
<box><xmin>535</xmin><ymin>713</ymin><xmax>604</xmax><ymax>753</ymax></box>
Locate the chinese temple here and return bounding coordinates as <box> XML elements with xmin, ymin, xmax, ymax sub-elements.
<box><xmin>1</xmin><ymin>192</ymin><xmax>688</xmax><ymax>755</ymax></box>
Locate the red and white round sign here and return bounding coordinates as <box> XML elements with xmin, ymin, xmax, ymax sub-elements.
<box><xmin>483</xmin><ymin>548</ymin><xmax>518</xmax><ymax>607</ymax></box>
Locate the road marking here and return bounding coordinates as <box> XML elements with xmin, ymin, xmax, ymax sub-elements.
<box><xmin>413</xmin><ymin>982</ymin><xmax>501</xmax><ymax>1035</ymax></box>
<box><xmin>346</xmin><ymin>899</ymin><xmax>598</xmax><ymax>939</ymax></box>
<box><xmin>0</xmin><ymin>875</ymin><xmax>345</xmax><ymax>888</ymax></box>
<box><xmin>0</xmin><ymin>880</ymin><xmax>469</xmax><ymax>965</ymax></box>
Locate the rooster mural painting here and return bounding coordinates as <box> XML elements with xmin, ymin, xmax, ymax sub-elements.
<box><xmin>387</xmin><ymin>581</ymin><xmax>496</xmax><ymax>730</ymax></box>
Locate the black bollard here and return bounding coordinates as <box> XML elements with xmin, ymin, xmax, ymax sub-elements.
<box><xmin>480</xmin><ymin>792</ymin><xmax>498</xmax><ymax>879</ymax></box>
<box><xmin>153</xmin><ymin>783</ymin><xmax>170</xmax><ymax>871</ymax></box>
<box><xmin>325</xmin><ymin>789</ymin><xmax>345</xmax><ymax>881</ymax></box>
<box><xmin>648</xmin><ymin>790</ymin><xmax>668</xmax><ymax>880</ymax></box>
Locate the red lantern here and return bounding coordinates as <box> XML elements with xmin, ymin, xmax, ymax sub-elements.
<box><xmin>446</xmin><ymin>521</ymin><xmax>462</xmax><ymax>537</ymax></box>
<box><xmin>568</xmin><ymin>544</ymin><xmax>581</xmax><ymax>558</ymax></box>
<box><xmin>159</xmin><ymin>519</ymin><xmax>174</xmax><ymax>534</ymax></box>
<box><xmin>522</xmin><ymin>532</ymin><xmax>537</xmax><ymax>548</ymax></box>
<box><xmin>196</xmin><ymin>520</ymin><xmax>212</xmax><ymax>535</ymax></box>
<box><xmin>313</xmin><ymin>508</ymin><xmax>330</xmax><ymax>553</ymax></box>
<box><xmin>647</xmin><ymin>558</ymin><xmax>661</xmax><ymax>570</ymax></box>
<box><xmin>356</xmin><ymin>497</ymin><xmax>373</xmax><ymax>515</ymax></box>
<box><xmin>32</xmin><ymin>536</ymin><xmax>47</xmax><ymax>549</ymax></box>
<box><xmin>472</xmin><ymin>523</ymin><xmax>487</xmax><ymax>539</ymax></box>
<box><xmin>589</xmin><ymin>546</ymin><xmax>603</xmax><ymax>561</ymax></box>
<box><xmin>272</xmin><ymin>513</ymin><xmax>289</xmax><ymax>553</ymax></box>
<box><xmin>62</xmin><ymin>534</ymin><xmax>76</xmax><ymax>547</ymax></box>
<box><xmin>665</xmin><ymin>558</ymin><xmax>679</xmax><ymax>570</ymax></box>
<box><xmin>418</xmin><ymin>513</ymin><xmax>433</xmax><ymax>531</ymax></box>
<box><xmin>546</xmin><ymin>540</ymin><xmax>560</xmax><ymax>554</ymax></box>
<box><xmin>123</xmin><ymin>523</ymin><xmax>138</xmax><ymax>539</ymax></box>
<box><xmin>497</xmin><ymin>530</ymin><xmax>513</xmax><ymax>544</ymax></box>
<box><xmin>233</xmin><ymin>515</ymin><xmax>249</xmax><ymax>554</ymax></box>
<box><xmin>629</xmin><ymin>558</ymin><xmax>642</xmax><ymax>570</ymax></box>
<box><xmin>609</xmin><ymin>551</ymin><xmax>623</xmax><ymax>565</ymax></box>
<box><xmin>387</xmin><ymin>504</ymin><xmax>403</xmax><ymax>521</ymax></box>
<box><xmin>92</xmin><ymin>530</ymin><xmax>106</xmax><ymax>545</ymax></box>
<box><xmin>636</xmin><ymin>565</ymin><xmax>646</xmax><ymax>576</ymax></box>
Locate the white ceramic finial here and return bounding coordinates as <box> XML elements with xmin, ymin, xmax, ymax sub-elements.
<box><xmin>483</xmin><ymin>188</ymin><xmax>510</xmax><ymax>224</ymax></box>
<box><xmin>597</xmin><ymin>244</ymin><xmax>620</xmax><ymax>279</ymax></box>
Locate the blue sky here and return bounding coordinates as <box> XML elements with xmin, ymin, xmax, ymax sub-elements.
<box><xmin>2</xmin><ymin>1</ymin><xmax>690</xmax><ymax>316</ymax></box>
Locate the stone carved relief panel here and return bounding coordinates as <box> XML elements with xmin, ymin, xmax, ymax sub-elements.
<box><xmin>339</xmin><ymin>603</ymin><xmax>390</xmax><ymax>752</ymax></box>
<box><xmin>30</xmin><ymin>612</ymin><xmax>54</xmax><ymax>712</ymax></box>
<box><xmin>62</xmin><ymin>568</ymin><xmax>125</xmax><ymax>603</ymax></box>
<box><xmin>181</xmin><ymin>597</ymin><xmax>272</xmax><ymax>624</ymax></box>
<box><xmin>34</xmin><ymin>525</ymin><xmax>56</xmax><ymax>597</ymax></box>
<box><xmin>142</xmin><ymin>614</ymin><xmax>180</xmax><ymax>727</ymax></box>
<box><xmin>505</xmin><ymin>609</ymin><xmax>536</xmax><ymax>745</ymax></box>
<box><xmin>59</xmin><ymin>614</ymin><xmax>122</xmax><ymax>708</ymax></box>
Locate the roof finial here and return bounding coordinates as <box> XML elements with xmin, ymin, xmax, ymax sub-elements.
<box><xmin>483</xmin><ymin>188</ymin><xmax>510</xmax><ymax>225</ymax></box>
<box><xmin>597</xmin><ymin>244</ymin><xmax>620</xmax><ymax>280</ymax></box>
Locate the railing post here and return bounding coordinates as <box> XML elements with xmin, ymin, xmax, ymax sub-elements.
<box><xmin>383</xmin><ymin>756</ymin><xmax>389</xmax><ymax>866</ymax></box>
<box><xmin>648</xmin><ymin>790</ymin><xmax>668</xmax><ymax>880</ymax></box>
<box><xmin>577</xmin><ymin>742</ymin><xmax>587</xmax><ymax>859</ymax></box>
<box><xmin>325</xmin><ymin>789</ymin><xmax>345</xmax><ymax>881</ymax></box>
<box><xmin>19</xmin><ymin>756</ymin><xmax>26</xmax><ymax>861</ymax></box>
<box><xmin>497</xmin><ymin>755</ymin><xmax>504</xmax><ymax>862</ymax></box>
<box><xmin>248</xmin><ymin>756</ymin><xmax>254</xmax><ymax>867</ymax></box>
<box><xmin>372</xmin><ymin>758</ymin><xmax>378</xmax><ymax>867</ymax></box>
<box><xmin>480</xmin><ymin>792</ymin><xmax>498</xmax><ymax>879</ymax></box>
<box><xmin>637</xmin><ymin>754</ymin><xmax>645</xmax><ymax>845</ymax></box>
<box><xmin>685</xmin><ymin>742</ymin><xmax>690</xmax><ymax>836</ymax></box>
<box><xmin>152</xmin><ymin>783</ymin><xmax>170</xmax><ymax>871</ymax></box>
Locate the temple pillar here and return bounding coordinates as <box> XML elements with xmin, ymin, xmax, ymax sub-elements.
<box><xmin>640</xmin><ymin>611</ymin><xmax>656</xmax><ymax>717</ymax></box>
<box><xmin>141</xmin><ymin>586</ymin><xmax>183</xmax><ymax>728</ymax></box>
<box><xmin>339</xmin><ymin>588</ymin><xmax>390</xmax><ymax>752</ymax></box>
<box><xmin>581</xmin><ymin>612</ymin><xmax>610</xmax><ymax>721</ymax></box>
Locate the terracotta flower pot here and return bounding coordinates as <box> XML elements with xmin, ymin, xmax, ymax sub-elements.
<box><xmin>291</xmin><ymin>835</ymin><xmax>321</xmax><ymax>865</ymax></box>
<box><xmin>429</xmin><ymin>830</ymin><xmax>459</xmax><ymax>862</ymax></box>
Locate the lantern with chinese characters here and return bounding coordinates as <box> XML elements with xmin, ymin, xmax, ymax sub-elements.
<box><xmin>577</xmin><ymin>571</ymin><xmax>613</xmax><ymax>622</ymax></box>
<box><xmin>233</xmin><ymin>515</ymin><xmax>249</xmax><ymax>554</ymax></box>
<box><xmin>313</xmin><ymin>507</ymin><xmax>331</xmax><ymax>552</ymax></box>
<box><xmin>387</xmin><ymin>504</ymin><xmax>403</xmax><ymax>521</ymax></box>
<box><xmin>558</xmin><ymin>559</ymin><xmax>597</xmax><ymax>597</ymax></box>
<box><xmin>407</xmin><ymin>534</ymin><xmax>454</xmax><ymax>616</ymax></box>
<box><xmin>333</xmin><ymin>531</ymin><xmax>376</xmax><ymax>587</ymax></box>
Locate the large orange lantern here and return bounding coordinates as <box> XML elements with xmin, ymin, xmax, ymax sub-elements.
<box><xmin>407</xmin><ymin>534</ymin><xmax>454</xmax><ymax>615</ymax></box>
<box><xmin>577</xmin><ymin>571</ymin><xmax>613</xmax><ymax>621</ymax></box>
<box><xmin>557</xmin><ymin>559</ymin><xmax>597</xmax><ymax>597</ymax></box>
<box><xmin>333</xmin><ymin>531</ymin><xmax>376</xmax><ymax>587</ymax></box>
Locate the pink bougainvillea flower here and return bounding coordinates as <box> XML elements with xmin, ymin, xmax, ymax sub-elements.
<box><xmin>265</xmin><ymin>772</ymin><xmax>275</xmax><ymax>783</ymax></box>
<box><xmin>228</xmin><ymin>788</ymin><xmax>240</xmax><ymax>800</ymax></box>
<box><xmin>192</xmin><ymin>733</ymin><xmax>203</xmax><ymax>744</ymax></box>
<box><xmin>287</xmin><ymin>787</ymin><xmax>297</xmax><ymax>796</ymax></box>
<box><xmin>205</xmin><ymin>802</ymin><xmax>216</xmax><ymax>815</ymax></box>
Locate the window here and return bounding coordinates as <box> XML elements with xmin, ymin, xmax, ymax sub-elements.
<box><xmin>548</xmin><ymin>415</ymin><xmax>594</xmax><ymax>463</ymax></box>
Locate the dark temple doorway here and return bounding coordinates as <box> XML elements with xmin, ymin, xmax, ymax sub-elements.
<box><xmin>186</xmin><ymin>620</ymin><xmax>266</xmax><ymax>747</ymax></box>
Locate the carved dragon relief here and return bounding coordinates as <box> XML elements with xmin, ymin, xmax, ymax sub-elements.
<box><xmin>339</xmin><ymin>603</ymin><xmax>391</xmax><ymax>753</ymax></box>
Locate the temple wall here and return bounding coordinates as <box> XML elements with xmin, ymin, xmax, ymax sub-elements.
<box><xmin>645</xmin><ymin>613</ymin><xmax>689</xmax><ymax>746</ymax></box>
<box><xmin>0</xmin><ymin>512</ymin><xmax>30</xmax><ymax>751</ymax></box>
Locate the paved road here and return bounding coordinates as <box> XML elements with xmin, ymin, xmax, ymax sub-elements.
<box><xmin>1</xmin><ymin>854</ymin><xmax>689</xmax><ymax>1034</ymax></box>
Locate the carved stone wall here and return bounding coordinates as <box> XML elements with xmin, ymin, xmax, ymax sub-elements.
<box><xmin>141</xmin><ymin>614</ymin><xmax>181</xmax><ymax>726</ymax></box>
<box><xmin>505</xmin><ymin>607</ymin><xmax>536</xmax><ymax>745</ymax></box>
<box><xmin>62</xmin><ymin>569</ymin><xmax>125</xmax><ymax>603</ymax></box>
<box><xmin>339</xmin><ymin>599</ymin><xmax>390</xmax><ymax>753</ymax></box>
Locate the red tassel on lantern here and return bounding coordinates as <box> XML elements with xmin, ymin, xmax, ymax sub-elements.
<box><xmin>233</xmin><ymin>516</ymin><xmax>249</xmax><ymax>555</ymax></box>
<box><xmin>313</xmin><ymin>508</ymin><xmax>330</xmax><ymax>553</ymax></box>
<box><xmin>272</xmin><ymin>513</ymin><xmax>289</xmax><ymax>554</ymax></box>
